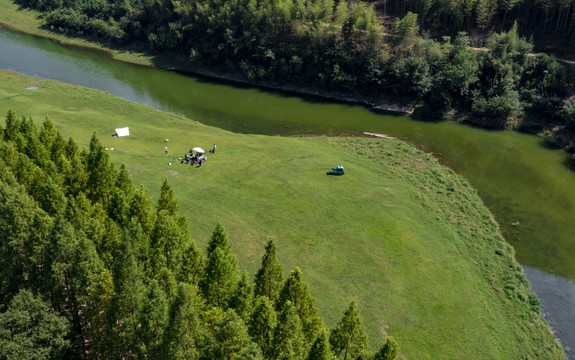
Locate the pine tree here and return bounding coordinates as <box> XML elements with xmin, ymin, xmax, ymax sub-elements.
<box><xmin>207</xmin><ymin>221</ymin><xmax>232</xmax><ymax>256</ymax></box>
<box><xmin>136</xmin><ymin>280</ymin><xmax>169</xmax><ymax>358</ymax></box>
<box><xmin>128</xmin><ymin>185</ymin><xmax>156</xmax><ymax>235</ymax></box>
<box><xmin>157</xmin><ymin>178</ymin><xmax>179</xmax><ymax>215</ymax></box>
<box><xmin>230</xmin><ymin>271</ymin><xmax>255</xmax><ymax>322</ymax></box>
<box><xmin>178</xmin><ymin>239</ymin><xmax>205</xmax><ymax>286</ymax></box>
<box><xmin>68</xmin><ymin>232</ymin><xmax>108</xmax><ymax>355</ymax></box>
<box><xmin>0</xmin><ymin>289</ymin><xmax>70</xmax><ymax>360</ymax></box>
<box><xmin>201</xmin><ymin>246</ymin><xmax>239</xmax><ymax>307</ymax></box>
<box><xmin>107</xmin><ymin>234</ymin><xmax>144</xmax><ymax>358</ymax></box>
<box><xmin>276</xmin><ymin>267</ymin><xmax>323</xmax><ymax>346</ymax></box>
<box><xmin>0</xmin><ymin>179</ymin><xmax>52</xmax><ymax>304</ymax></box>
<box><xmin>248</xmin><ymin>296</ymin><xmax>277</xmax><ymax>358</ymax></box>
<box><xmin>373</xmin><ymin>336</ymin><xmax>399</xmax><ymax>360</ymax></box>
<box><xmin>39</xmin><ymin>177</ymin><xmax>67</xmax><ymax>215</ymax></box>
<box><xmin>272</xmin><ymin>301</ymin><xmax>306</xmax><ymax>359</ymax></box>
<box><xmin>329</xmin><ymin>301</ymin><xmax>368</xmax><ymax>360</ymax></box>
<box><xmin>150</xmin><ymin>209</ymin><xmax>188</xmax><ymax>275</ymax></box>
<box><xmin>85</xmin><ymin>133</ymin><xmax>116</xmax><ymax>206</ymax></box>
<box><xmin>162</xmin><ymin>283</ymin><xmax>204</xmax><ymax>359</ymax></box>
<box><xmin>254</xmin><ymin>239</ymin><xmax>284</xmax><ymax>302</ymax></box>
<box><xmin>306</xmin><ymin>329</ymin><xmax>333</xmax><ymax>360</ymax></box>
<box><xmin>211</xmin><ymin>309</ymin><xmax>253</xmax><ymax>359</ymax></box>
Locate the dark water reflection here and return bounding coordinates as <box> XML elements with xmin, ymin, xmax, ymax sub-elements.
<box><xmin>1</xmin><ymin>26</ymin><xmax>574</xmax><ymax>356</ymax></box>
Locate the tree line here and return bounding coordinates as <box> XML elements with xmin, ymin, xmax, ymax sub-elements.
<box><xmin>13</xmin><ymin>0</ymin><xmax>575</xmax><ymax>156</ymax></box>
<box><xmin>0</xmin><ymin>110</ymin><xmax>399</xmax><ymax>359</ymax></box>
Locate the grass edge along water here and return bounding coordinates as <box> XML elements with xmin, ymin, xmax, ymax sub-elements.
<box><xmin>0</xmin><ymin>70</ymin><xmax>565</xmax><ymax>359</ymax></box>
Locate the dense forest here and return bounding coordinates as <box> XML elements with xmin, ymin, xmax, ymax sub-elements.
<box><xmin>12</xmin><ymin>0</ymin><xmax>575</xmax><ymax>161</ymax></box>
<box><xmin>0</xmin><ymin>110</ymin><xmax>400</xmax><ymax>360</ymax></box>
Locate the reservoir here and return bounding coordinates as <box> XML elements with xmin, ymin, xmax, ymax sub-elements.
<box><xmin>0</xmin><ymin>26</ymin><xmax>573</xmax><ymax>356</ymax></box>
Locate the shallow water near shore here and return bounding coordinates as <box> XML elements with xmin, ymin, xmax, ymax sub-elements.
<box><xmin>1</xmin><ymin>26</ymin><xmax>574</xmax><ymax>357</ymax></box>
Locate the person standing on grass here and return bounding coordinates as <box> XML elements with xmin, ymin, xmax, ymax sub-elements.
<box><xmin>165</xmin><ymin>146</ymin><xmax>168</xmax><ymax>154</ymax></box>
<box><xmin>210</xmin><ymin>144</ymin><xmax>216</xmax><ymax>153</ymax></box>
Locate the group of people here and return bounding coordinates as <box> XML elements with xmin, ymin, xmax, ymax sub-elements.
<box><xmin>179</xmin><ymin>144</ymin><xmax>216</xmax><ymax>167</ymax></box>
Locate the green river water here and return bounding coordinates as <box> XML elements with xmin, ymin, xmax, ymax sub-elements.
<box><xmin>0</xmin><ymin>26</ymin><xmax>573</xmax><ymax>355</ymax></box>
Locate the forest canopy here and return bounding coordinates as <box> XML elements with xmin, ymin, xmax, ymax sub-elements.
<box><xmin>12</xmin><ymin>0</ymin><xmax>575</xmax><ymax>155</ymax></box>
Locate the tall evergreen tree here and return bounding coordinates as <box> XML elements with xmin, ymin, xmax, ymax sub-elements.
<box><xmin>207</xmin><ymin>221</ymin><xmax>231</xmax><ymax>256</ymax></box>
<box><xmin>157</xmin><ymin>178</ymin><xmax>179</xmax><ymax>215</ymax></box>
<box><xmin>276</xmin><ymin>267</ymin><xmax>323</xmax><ymax>346</ymax></box>
<box><xmin>210</xmin><ymin>309</ymin><xmax>253</xmax><ymax>359</ymax></box>
<box><xmin>254</xmin><ymin>239</ymin><xmax>284</xmax><ymax>302</ymax></box>
<box><xmin>373</xmin><ymin>336</ymin><xmax>399</xmax><ymax>360</ymax></box>
<box><xmin>162</xmin><ymin>283</ymin><xmax>204</xmax><ymax>359</ymax></box>
<box><xmin>306</xmin><ymin>329</ymin><xmax>333</xmax><ymax>360</ymax></box>
<box><xmin>272</xmin><ymin>301</ymin><xmax>306</xmax><ymax>360</ymax></box>
<box><xmin>136</xmin><ymin>280</ymin><xmax>169</xmax><ymax>358</ymax></box>
<box><xmin>128</xmin><ymin>185</ymin><xmax>156</xmax><ymax>235</ymax></box>
<box><xmin>329</xmin><ymin>301</ymin><xmax>368</xmax><ymax>360</ymax></box>
<box><xmin>248</xmin><ymin>296</ymin><xmax>278</xmax><ymax>358</ymax></box>
<box><xmin>201</xmin><ymin>246</ymin><xmax>239</xmax><ymax>307</ymax></box>
<box><xmin>85</xmin><ymin>133</ymin><xmax>116</xmax><ymax>206</ymax></box>
<box><xmin>178</xmin><ymin>239</ymin><xmax>205</xmax><ymax>286</ymax></box>
<box><xmin>0</xmin><ymin>289</ymin><xmax>70</xmax><ymax>360</ymax></box>
<box><xmin>107</xmin><ymin>234</ymin><xmax>144</xmax><ymax>359</ymax></box>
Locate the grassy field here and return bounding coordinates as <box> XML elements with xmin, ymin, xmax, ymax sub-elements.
<box><xmin>0</xmin><ymin>71</ymin><xmax>565</xmax><ymax>359</ymax></box>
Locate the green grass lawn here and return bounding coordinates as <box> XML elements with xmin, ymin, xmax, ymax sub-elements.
<box><xmin>0</xmin><ymin>71</ymin><xmax>565</xmax><ymax>359</ymax></box>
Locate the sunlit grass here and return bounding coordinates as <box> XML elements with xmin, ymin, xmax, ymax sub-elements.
<box><xmin>0</xmin><ymin>71</ymin><xmax>565</xmax><ymax>359</ymax></box>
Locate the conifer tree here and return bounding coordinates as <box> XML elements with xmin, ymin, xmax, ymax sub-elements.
<box><xmin>150</xmin><ymin>209</ymin><xmax>188</xmax><ymax>275</ymax></box>
<box><xmin>68</xmin><ymin>232</ymin><xmax>108</xmax><ymax>355</ymax></box>
<box><xmin>329</xmin><ymin>301</ymin><xmax>368</xmax><ymax>360</ymax></box>
<box><xmin>128</xmin><ymin>185</ymin><xmax>156</xmax><ymax>235</ymax></box>
<box><xmin>306</xmin><ymin>329</ymin><xmax>333</xmax><ymax>360</ymax></box>
<box><xmin>211</xmin><ymin>309</ymin><xmax>253</xmax><ymax>359</ymax></box>
<box><xmin>115</xmin><ymin>163</ymin><xmax>134</xmax><ymax>194</ymax></box>
<box><xmin>39</xmin><ymin>116</ymin><xmax>58</xmax><ymax>155</ymax></box>
<box><xmin>0</xmin><ymin>289</ymin><xmax>70</xmax><ymax>360</ymax></box>
<box><xmin>373</xmin><ymin>336</ymin><xmax>399</xmax><ymax>360</ymax></box>
<box><xmin>248</xmin><ymin>296</ymin><xmax>277</xmax><ymax>358</ymax></box>
<box><xmin>3</xmin><ymin>110</ymin><xmax>19</xmax><ymax>142</ymax></box>
<box><xmin>136</xmin><ymin>280</ymin><xmax>169</xmax><ymax>358</ymax></box>
<box><xmin>157</xmin><ymin>178</ymin><xmax>179</xmax><ymax>215</ymax></box>
<box><xmin>254</xmin><ymin>239</ymin><xmax>284</xmax><ymax>302</ymax></box>
<box><xmin>107</xmin><ymin>234</ymin><xmax>144</xmax><ymax>358</ymax></box>
<box><xmin>207</xmin><ymin>221</ymin><xmax>232</xmax><ymax>256</ymax></box>
<box><xmin>201</xmin><ymin>246</ymin><xmax>239</xmax><ymax>307</ymax></box>
<box><xmin>0</xmin><ymin>179</ymin><xmax>52</xmax><ymax>304</ymax></box>
<box><xmin>39</xmin><ymin>177</ymin><xmax>67</xmax><ymax>215</ymax></box>
<box><xmin>162</xmin><ymin>283</ymin><xmax>204</xmax><ymax>359</ymax></box>
<box><xmin>178</xmin><ymin>239</ymin><xmax>205</xmax><ymax>286</ymax></box>
<box><xmin>230</xmin><ymin>271</ymin><xmax>255</xmax><ymax>322</ymax></box>
<box><xmin>43</xmin><ymin>216</ymin><xmax>78</xmax><ymax>313</ymax></box>
<box><xmin>236</xmin><ymin>342</ymin><xmax>265</xmax><ymax>360</ymax></box>
<box><xmin>272</xmin><ymin>301</ymin><xmax>306</xmax><ymax>360</ymax></box>
<box><xmin>276</xmin><ymin>267</ymin><xmax>323</xmax><ymax>346</ymax></box>
<box><xmin>86</xmin><ymin>133</ymin><xmax>116</xmax><ymax>206</ymax></box>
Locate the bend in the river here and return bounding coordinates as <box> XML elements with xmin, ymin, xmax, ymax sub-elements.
<box><xmin>0</xmin><ymin>26</ymin><xmax>574</xmax><ymax>357</ymax></box>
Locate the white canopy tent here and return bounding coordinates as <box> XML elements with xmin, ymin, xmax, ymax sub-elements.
<box><xmin>115</xmin><ymin>127</ymin><xmax>130</xmax><ymax>137</ymax></box>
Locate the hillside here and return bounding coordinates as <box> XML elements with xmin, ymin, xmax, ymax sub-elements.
<box><xmin>0</xmin><ymin>70</ymin><xmax>565</xmax><ymax>358</ymax></box>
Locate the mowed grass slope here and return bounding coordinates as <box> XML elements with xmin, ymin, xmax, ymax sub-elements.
<box><xmin>0</xmin><ymin>71</ymin><xmax>564</xmax><ymax>359</ymax></box>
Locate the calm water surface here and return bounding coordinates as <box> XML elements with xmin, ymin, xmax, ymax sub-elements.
<box><xmin>1</xmin><ymin>27</ymin><xmax>573</xmax><ymax>356</ymax></box>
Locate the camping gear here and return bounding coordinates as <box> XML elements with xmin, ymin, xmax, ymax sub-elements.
<box><xmin>327</xmin><ymin>165</ymin><xmax>344</xmax><ymax>175</ymax></box>
<box><xmin>193</xmin><ymin>147</ymin><xmax>205</xmax><ymax>153</ymax></box>
<box><xmin>114</xmin><ymin>127</ymin><xmax>130</xmax><ymax>137</ymax></box>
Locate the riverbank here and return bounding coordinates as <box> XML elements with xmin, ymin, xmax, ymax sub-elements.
<box><xmin>0</xmin><ymin>70</ymin><xmax>565</xmax><ymax>358</ymax></box>
<box><xmin>0</xmin><ymin>0</ymin><xmax>414</xmax><ymax>114</ymax></box>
